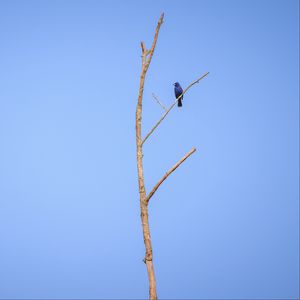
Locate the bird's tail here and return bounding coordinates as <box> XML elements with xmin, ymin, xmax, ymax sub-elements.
<box><xmin>178</xmin><ymin>98</ymin><xmax>182</xmax><ymax>107</ymax></box>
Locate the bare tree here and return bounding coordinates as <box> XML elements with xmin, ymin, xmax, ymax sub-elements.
<box><xmin>135</xmin><ymin>13</ymin><xmax>209</xmax><ymax>299</ymax></box>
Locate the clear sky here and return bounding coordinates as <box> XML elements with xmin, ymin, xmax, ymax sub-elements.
<box><xmin>0</xmin><ymin>0</ymin><xmax>299</xmax><ymax>299</ymax></box>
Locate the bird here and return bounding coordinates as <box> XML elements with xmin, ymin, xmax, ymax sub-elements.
<box><xmin>174</xmin><ymin>82</ymin><xmax>183</xmax><ymax>107</ymax></box>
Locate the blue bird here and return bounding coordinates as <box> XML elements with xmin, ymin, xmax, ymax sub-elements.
<box><xmin>174</xmin><ymin>82</ymin><xmax>183</xmax><ymax>107</ymax></box>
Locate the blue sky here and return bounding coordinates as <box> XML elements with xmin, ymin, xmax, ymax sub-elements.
<box><xmin>0</xmin><ymin>0</ymin><xmax>299</xmax><ymax>299</ymax></box>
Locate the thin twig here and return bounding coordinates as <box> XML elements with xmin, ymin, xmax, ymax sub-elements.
<box><xmin>152</xmin><ymin>93</ymin><xmax>167</xmax><ymax>111</ymax></box>
<box><xmin>142</xmin><ymin>72</ymin><xmax>209</xmax><ymax>146</ymax></box>
<box><xmin>146</xmin><ymin>147</ymin><xmax>196</xmax><ymax>203</ymax></box>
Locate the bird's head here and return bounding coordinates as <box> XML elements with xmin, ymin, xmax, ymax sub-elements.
<box><xmin>173</xmin><ymin>82</ymin><xmax>180</xmax><ymax>87</ymax></box>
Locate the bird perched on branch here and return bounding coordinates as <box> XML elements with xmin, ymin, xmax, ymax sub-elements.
<box><xmin>174</xmin><ymin>82</ymin><xmax>183</xmax><ymax>107</ymax></box>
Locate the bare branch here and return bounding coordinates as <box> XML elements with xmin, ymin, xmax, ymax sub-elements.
<box><xmin>141</xmin><ymin>72</ymin><xmax>209</xmax><ymax>146</ymax></box>
<box><xmin>146</xmin><ymin>147</ymin><xmax>197</xmax><ymax>203</ymax></box>
<box><xmin>144</xmin><ymin>13</ymin><xmax>164</xmax><ymax>70</ymax></box>
<box><xmin>152</xmin><ymin>93</ymin><xmax>167</xmax><ymax>111</ymax></box>
<box><xmin>136</xmin><ymin>13</ymin><xmax>165</xmax><ymax>300</ymax></box>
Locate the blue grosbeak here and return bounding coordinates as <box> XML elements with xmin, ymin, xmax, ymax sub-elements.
<box><xmin>174</xmin><ymin>82</ymin><xmax>183</xmax><ymax>107</ymax></box>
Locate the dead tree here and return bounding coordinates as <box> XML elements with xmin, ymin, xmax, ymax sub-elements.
<box><xmin>135</xmin><ymin>13</ymin><xmax>209</xmax><ymax>299</ymax></box>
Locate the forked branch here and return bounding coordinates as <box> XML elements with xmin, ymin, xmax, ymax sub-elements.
<box><xmin>146</xmin><ymin>147</ymin><xmax>197</xmax><ymax>203</ymax></box>
<box><xmin>142</xmin><ymin>72</ymin><xmax>209</xmax><ymax>146</ymax></box>
<box><xmin>141</xmin><ymin>13</ymin><xmax>164</xmax><ymax>71</ymax></box>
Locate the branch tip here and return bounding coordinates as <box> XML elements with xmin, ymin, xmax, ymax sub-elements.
<box><xmin>141</xmin><ymin>41</ymin><xmax>146</xmax><ymax>53</ymax></box>
<box><xmin>160</xmin><ymin>13</ymin><xmax>164</xmax><ymax>22</ymax></box>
